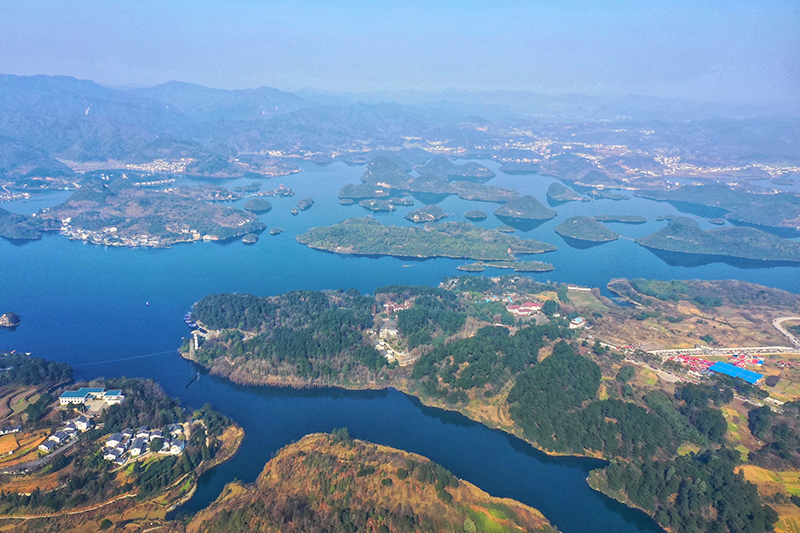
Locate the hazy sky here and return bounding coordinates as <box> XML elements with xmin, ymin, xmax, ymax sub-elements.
<box><xmin>1</xmin><ymin>0</ymin><xmax>797</xmax><ymax>105</ymax></box>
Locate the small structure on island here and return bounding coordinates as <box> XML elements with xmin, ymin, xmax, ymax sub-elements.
<box><xmin>59</xmin><ymin>387</ymin><xmax>125</xmax><ymax>406</ymax></box>
<box><xmin>569</xmin><ymin>317</ymin><xmax>588</xmax><ymax>329</ymax></box>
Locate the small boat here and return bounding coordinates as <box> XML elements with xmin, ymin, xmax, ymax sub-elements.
<box><xmin>146</xmin><ymin>302</ymin><xmax>149</xmax><ymax>306</ymax></box>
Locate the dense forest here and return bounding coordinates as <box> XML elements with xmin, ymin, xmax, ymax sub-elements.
<box><xmin>0</xmin><ymin>353</ymin><xmax>72</xmax><ymax>387</ymax></box>
<box><xmin>192</xmin><ymin>290</ymin><xmax>385</xmax><ymax>384</ymax></box>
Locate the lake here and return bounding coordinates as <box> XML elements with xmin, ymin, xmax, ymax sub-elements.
<box><xmin>2</xmin><ymin>160</ymin><xmax>798</xmax><ymax>532</ymax></box>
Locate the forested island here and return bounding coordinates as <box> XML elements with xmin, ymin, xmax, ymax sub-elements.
<box><xmin>457</xmin><ymin>261</ymin><xmax>554</xmax><ymax>273</ymax></box>
<box><xmin>636</xmin><ymin>183</ymin><xmax>800</xmax><ymax>235</ymax></box>
<box><xmin>187</xmin><ymin>431</ymin><xmax>556</xmax><ymax>533</ymax></box>
<box><xmin>296</xmin><ymin>218</ymin><xmax>556</xmax><ymax>261</ymax></box>
<box><xmin>546</xmin><ymin>182</ymin><xmax>585</xmax><ymax>203</ymax></box>
<box><xmin>464</xmin><ymin>209</ymin><xmax>487</xmax><ymax>221</ymax></box>
<box><xmin>405</xmin><ymin>205</ymin><xmax>447</xmax><ymax>223</ymax></box>
<box><xmin>415</xmin><ymin>155</ymin><xmax>496</xmax><ymax>183</ymax></box>
<box><xmin>494</xmin><ymin>195</ymin><xmax>558</xmax><ymax>221</ymax></box>
<box><xmin>636</xmin><ymin>217</ymin><xmax>800</xmax><ymax>264</ymax></box>
<box><xmin>554</xmin><ymin>216</ymin><xmax>619</xmax><ymax>243</ymax></box>
<box><xmin>25</xmin><ymin>177</ymin><xmax>267</xmax><ymax>247</ymax></box>
<box><xmin>182</xmin><ymin>275</ymin><xmax>800</xmax><ymax>533</ymax></box>
<box><xmin>593</xmin><ymin>215</ymin><xmax>647</xmax><ymax>224</ymax></box>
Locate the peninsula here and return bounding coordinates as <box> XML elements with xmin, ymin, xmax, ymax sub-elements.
<box><xmin>184</xmin><ymin>277</ymin><xmax>796</xmax><ymax>533</ymax></box>
<box><xmin>187</xmin><ymin>432</ymin><xmax>556</xmax><ymax>533</ymax></box>
<box><xmin>554</xmin><ymin>216</ymin><xmax>619</xmax><ymax>243</ymax></box>
<box><xmin>636</xmin><ymin>217</ymin><xmax>800</xmax><ymax>263</ymax></box>
<box><xmin>37</xmin><ymin>178</ymin><xmax>266</xmax><ymax>247</ymax></box>
<box><xmin>546</xmin><ymin>182</ymin><xmax>586</xmax><ymax>203</ymax></box>
<box><xmin>296</xmin><ymin>218</ymin><xmax>556</xmax><ymax>261</ymax></box>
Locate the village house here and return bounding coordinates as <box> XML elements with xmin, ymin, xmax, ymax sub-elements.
<box><xmin>506</xmin><ymin>301</ymin><xmax>543</xmax><ymax>318</ymax></box>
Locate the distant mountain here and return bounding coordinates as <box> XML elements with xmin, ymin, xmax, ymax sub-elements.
<box><xmin>130</xmin><ymin>81</ymin><xmax>307</xmax><ymax>121</ymax></box>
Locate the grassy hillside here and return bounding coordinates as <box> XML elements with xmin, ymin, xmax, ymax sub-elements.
<box><xmin>187</xmin><ymin>431</ymin><xmax>557</xmax><ymax>533</ymax></box>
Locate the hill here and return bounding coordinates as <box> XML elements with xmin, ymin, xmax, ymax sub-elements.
<box><xmin>187</xmin><ymin>431</ymin><xmax>557</xmax><ymax>533</ymax></box>
<box><xmin>554</xmin><ymin>216</ymin><xmax>619</xmax><ymax>243</ymax></box>
<box><xmin>296</xmin><ymin>218</ymin><xmax>556</xmax><ymax>261</ymax></box>
<box><xmin>494</xmin><ymin>195</ymin><xmax>557</xmax><ymax>221</ymax></box>
<box><xmin>635</xmin><ymin>217</ymin><xmax>800</xmax><ymax>263</ymax></box>
<box><xmin>546</xmin><ymin>182</ymin><xmax>585</xmax><ymax>203</ymax></box>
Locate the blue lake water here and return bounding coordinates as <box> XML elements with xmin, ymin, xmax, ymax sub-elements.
<box><xmin>2</xmin><ymin>160</ymin><xmax>798</xmax><ymax>532</ymax></box>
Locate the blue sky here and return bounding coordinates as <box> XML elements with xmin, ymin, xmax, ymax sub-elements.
<box><xmin>1</xmin><ymin>0</ymin><xmax>797</xmax><ymax>104</ymax></box>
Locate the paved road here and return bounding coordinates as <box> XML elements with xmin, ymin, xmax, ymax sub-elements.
<box><xmin>773</xmin><ymin>316</ymin><xmax>800</xmax><ymax>349</ymax></box>
<box><xmin>0</xmin><ymin>437</ymin><xmax>77</xmax><ymax>475</ymax></box>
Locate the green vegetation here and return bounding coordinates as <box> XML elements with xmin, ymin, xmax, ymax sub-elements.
<box><xmin>636</xmin><ymin>217</ymin><xmax>800</xmax><ymax>263</ymax></box>
<box><xmin>43</xmin><ymin>178</ymin><xmax>265</xmax><ymax>246</ymax></box>
<box><xmin>297</xmin><ymin>218</ymin><xmax>556</xmax><ymax>261</ymax></box>
<box><xmin>243</xmin><ymin>198</ymin><xmax>272</xmax><ymax>213</ymax></box>
<box><xmin>358</xmin><ymin>199</ymin><xmax>395</xmax><ymax>212</ymax></box>
<box><xmin>188</xmin><ymin>433</ymin><xmax>556</xmax><ymax>533</ymax></box>
<box><xmin>554</xmin><ymin>216</ymin><xmax>619</xmax><ymax>243</ymax></box>
<box><xmin>457</xmin><ymin>261</ymin><xmax>554</xmax><ymax>273</ymax></box>
<box><xmin>636</xmin><ymin>183</ymin><xmax>800</xmax><ymax>232</ymax></box>
<box><xmin>0</xmin><ymin>353</ymin><xmax>72</xmax><ymax>387</ymax></box>
<box><xmin>494</xmin><ymin>195</ymin><xmax>557</xmax><ymax>221</ymax></box>
<box><xmin>0</xmin><ymin>207</ymin><xmax>44</xmax><ymax>240</ymax></box>
<box><xmin>405</xmin><ymin>205</ymin><xmax>446</xmax><ymax>223</ymax></box>
<box><xmin>464</xmin><ymin>210</ymin><xmax>487</xmax><ymax>220</ymax></box>
<box><xmin>595</xmin><ymin>449</ymin><xmax>777</xmax><ymax>533</ymax></box>
<box><xmin>624</xmin><ymin>279</ymin><xmax>723</xmax><ymax>308</ymax></box>
<box><xmin>593</xmin><ymin>215</ymin><xmax>647</xmax><ymax>224</ymax></box>
<box><xmin>192</xmin><ymin>290</ymin><xmax>385</xmax><ymax>385</ymax></box>
<box><xmin>747</xmin><ymin>401</ymin><xmax>800</xmax><ymax>469</ymax></box>
<box><xmin>415</xmin><ymin>155</ymin><xmax>495</xmax><ymax>183</ymax></box>
<box><xmin>0</xmin><ymin>377</ymin><xmax>237</xmax><ymax>515</ymax></box>
<box><xmin>546</xmin><ymin>182</ymin><xmax>584</xmax><ymax>203</ymax></box>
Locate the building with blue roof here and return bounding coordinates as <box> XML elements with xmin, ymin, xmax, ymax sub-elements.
<box><xmin>708</xmin><ymin>362</ymin><xmax>763</xmax><ymax>384</ymax></box>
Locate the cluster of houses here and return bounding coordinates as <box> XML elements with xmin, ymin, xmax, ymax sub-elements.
<box><xmin>38</xmin><ymin>415</ymin><xmax>93</xmax><ymax>453</ymax></box>
<box><xmin>103</xmin><ymin>424</ymin><xmax>186</xmax><ymax>466</ymax></box>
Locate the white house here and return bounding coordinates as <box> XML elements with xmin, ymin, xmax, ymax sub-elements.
<box><xmin>130</xmin><ymin>438</ymin><xmax>146</xmax><ymax>457</ymax></box>
<box><xmin>74</xmin><ymin>415</ymin><xmax>92</xmax><ymax>432</ymax></box>
<box><xmin>169</xmin><ymin>439</ymin><xmax>186</xmax><ymax>455</ymax></box>
<box><xmin>106</xmin><ymin>433</ymin><xmax>123</xmax><ymax>448</ymax></box>
<box><xmin>136</xmin><ymin>426</ymin><xmax>150</xmax><ymax>439</ymax></box>
<box><xmin>39</xmin><ymin>440</ymin><xmax>56</xmax><ymax>453</ymax></box>
<box><xmin>48</xmin><ymin>431</ymin><xmax>69</xmax><ymax>445</ymax></box>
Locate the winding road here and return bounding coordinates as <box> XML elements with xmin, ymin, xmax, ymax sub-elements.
<box><xmin>773</xmin><ymin>316</ymin><xmax>800</xmax><ymax>349</ymax></box>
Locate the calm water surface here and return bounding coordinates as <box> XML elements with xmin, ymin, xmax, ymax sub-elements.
<box><xmin>2</xmin><ymin>160</ymin><xmax>798</xmax><ymax>532</ymax></box>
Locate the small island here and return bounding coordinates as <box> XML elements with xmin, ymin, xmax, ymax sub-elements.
<box><xmin>297</xmin><ymin>218</ymin><xmax>556</xmax><ymax>261</ymax></box>
<box><xmin>500</xmin><ymin>161</ymin><xmax>540</xmax><ymax>174</ymax></box>
<box><xmin>497</xmin><ymin>225</ymin><xmax>515</xmax><ymax>233</ymax></box>
<box><xmin>464</xmin><ymin>209</ymin><xmax>487</xmax><ymax>221</ymax></box>
<box><xmin>359</xmin><ymin>198</ymin><xmax>396</xmax><ymax>212</ymax></box>
<box><xmin>636</xmin><ymin>217</ymin><xmax>800</xmax><ymax>263</ymax></box>
<box><xmin>297</xmin><ymin>198</ymin><xmax>315</xmax><ymax>211</ymax></box>
<box><xmin>587</xmin><ymin>189</ymin><xmax>629</xmax><ymax>200</ymax></box>
<box><xmin>269</xmin><ymin>227</ymin><xmax>283</xmax><ymax>235</ymax></box>
<box><xmin>389</xmin><ymin>197</ymin><xmax>414</xmax><ymax>206</ymax></box>
<box><xmin>593</xmin><ymin>214</ymin><xmax>647</xmax><ymax>224</ymax></box>
<box><xmin>414</xmin><ymin>155</ymin><xmax>496</xmax><ymax>183</ymax></box>
<box><xmin>555</xmin><ymin>216</ymin><xmax>619</xmax><ymax>244</ymax></box>
<box><xmin>242</xmin><ymin>233</ymin><xmax>259</xmax><ymax>244</ymax></box>
<box><xmin>546</xmin><ymin>182</ymin><xmax>586</xmax><ymax>203</ymax></box>
<box><xmin>405</xmin><ymin>205</ymin><xmax>447</xmax><ymax>223</ymax></box>
<box><xmin>187</xmin><ymin>432</ymin><xmax>556</xmax><ymax>533</ymax></box>
<box><xmin>709</xmin><ymin>218</ymin><xmax>727</xmax><ymax>225</ymax></box>
<box><xmin>494</xmin><ymin>195</ymin><xmax>557</xmax><ymax>221</ymax></box>
<box><xmin>339</xmin><ymin>198</ymin><xmax>355</xmax><ymax>205</ymax></box>
<box><xmin>0</xmin><ymin>312</ymin><xmax>20</xmax><ymax>329</ymax></box>
<box><xmin>457</xmin><ymin>260</ymin><xmax>554</xmax><ymax>273</ymax></box>
<box><xmin>243</xmin><ymin>198</ymin><xmax>272</xmax><ymax>213</ymax></box>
